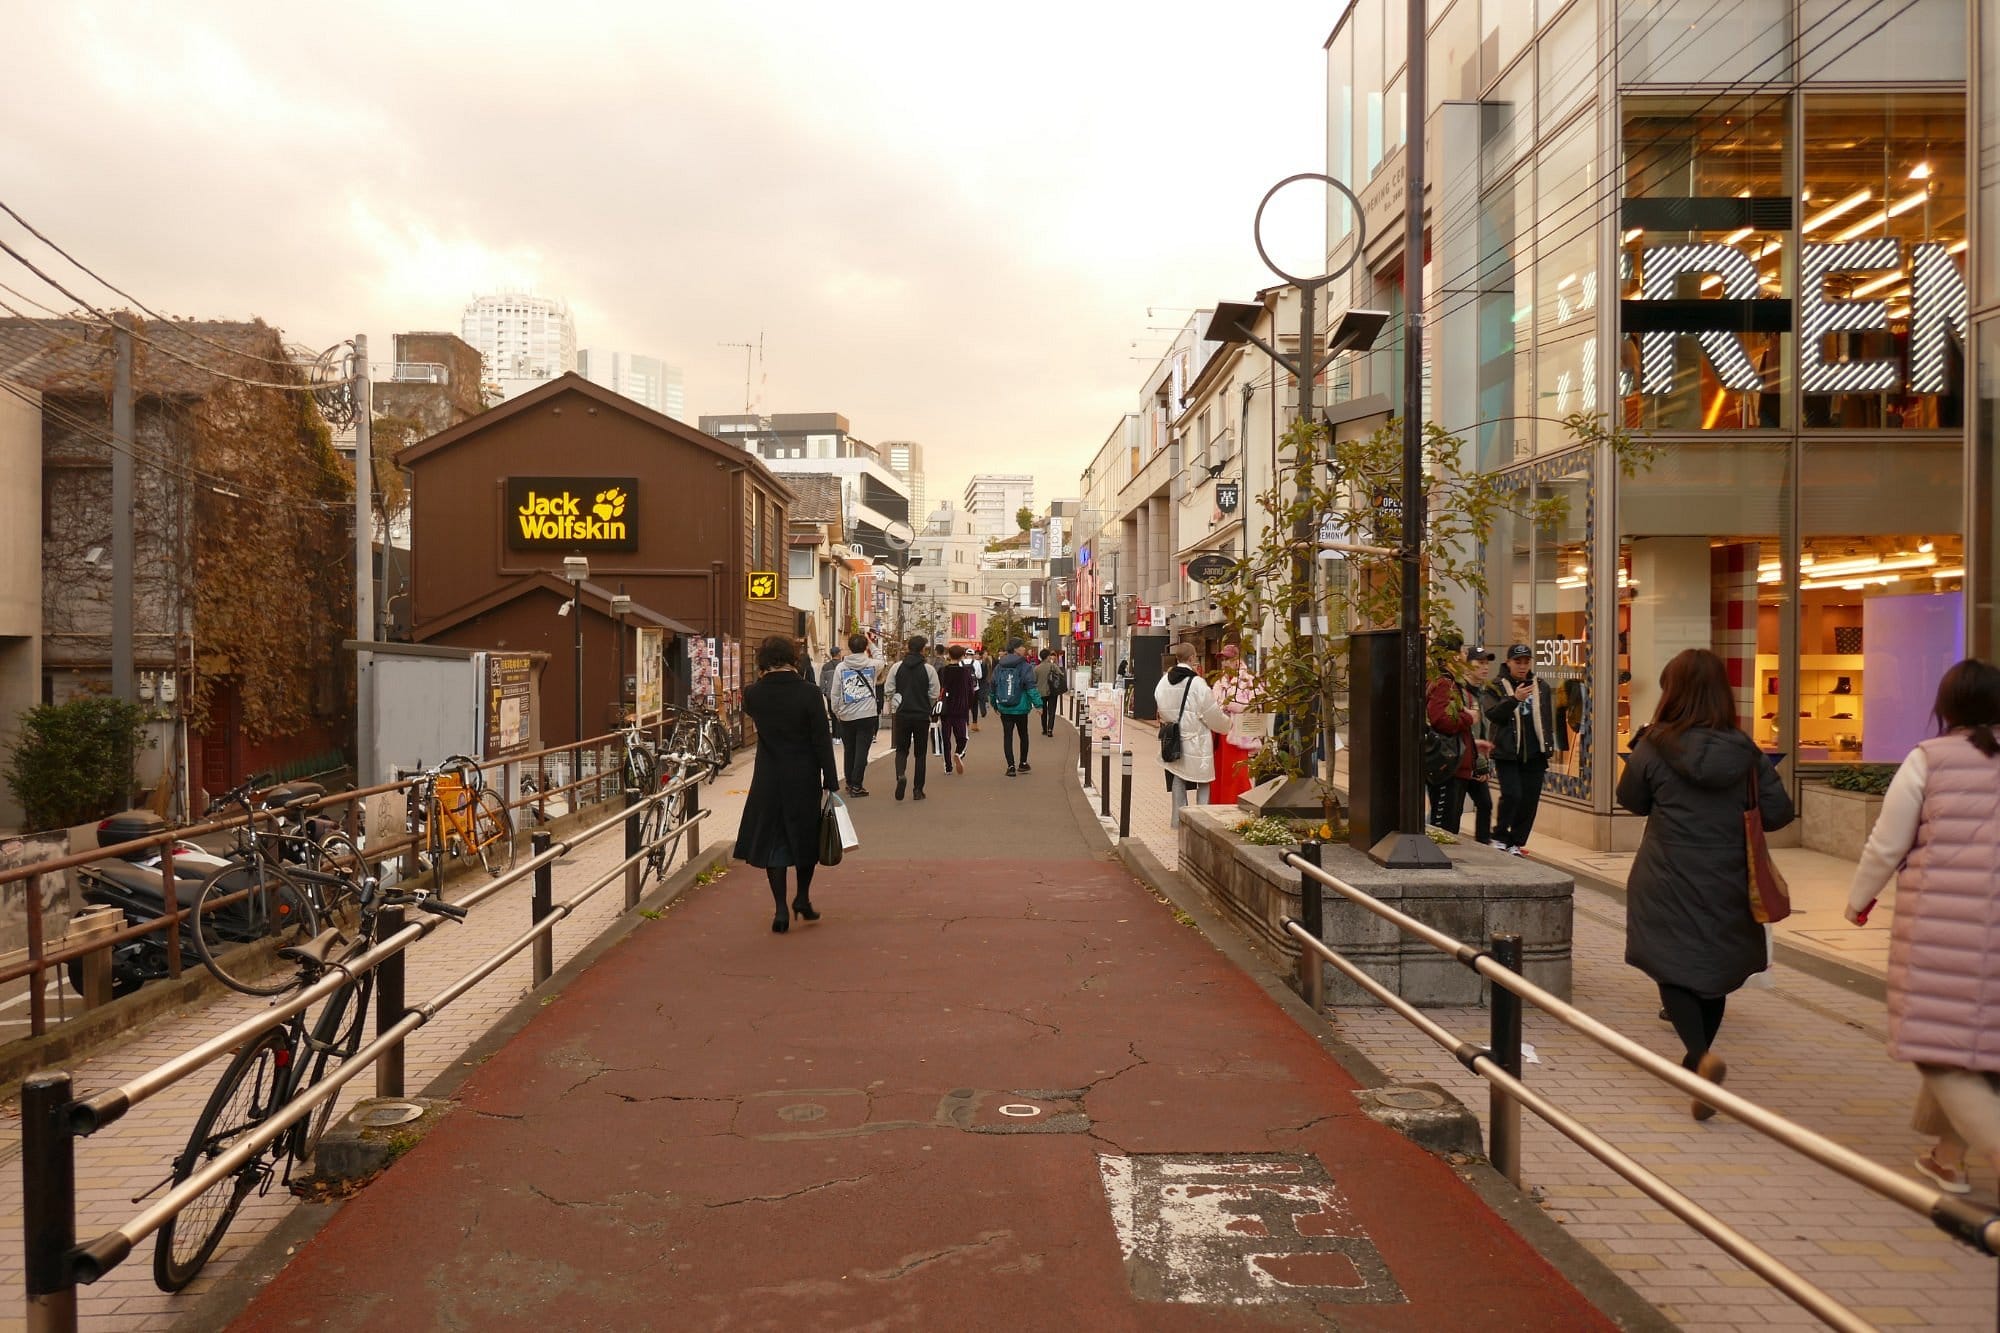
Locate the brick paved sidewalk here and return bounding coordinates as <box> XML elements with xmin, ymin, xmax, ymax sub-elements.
<box><xmin>1092</xmin><ymin>723</ymin><xmax>1996</xmax><ymax>1331</ymax></box>
<box><xmin>0</xmin><ymin>727</ymin><xmax>897</xmax><ymax>1332</ymax></box>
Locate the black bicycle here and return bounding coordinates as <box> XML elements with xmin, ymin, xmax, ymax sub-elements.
<box><xmin>152</xmin><ymin>876</ymin><xmax>466</xmax><ymax>1291</ymax></box>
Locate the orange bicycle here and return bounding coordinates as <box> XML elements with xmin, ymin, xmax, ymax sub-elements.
<box><xmin>410</xmin><ymin>755</ymin><xmax>515</xmax><ymax>890</ymax></box>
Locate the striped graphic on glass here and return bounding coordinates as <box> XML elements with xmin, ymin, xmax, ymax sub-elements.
<box><xmin>1799</xmin><ymin>239</ymin><xmax>1900</xmax><ymax>395</ymax></box>
<box><xmin>1908</xmin><ymin>242</ymin><xmax>1967</xmax><ymax>396</ymax></box>
<box><xmin>1636</xmin><ymin>243</ymin><xmax>1765</xmax><ymax>394</ymax></box>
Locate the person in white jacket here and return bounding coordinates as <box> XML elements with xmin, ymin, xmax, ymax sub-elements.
<box><xmin>1154</xmin><ymin>641</ymin><xmax>1233</xmax><ymax>828</ymax></box>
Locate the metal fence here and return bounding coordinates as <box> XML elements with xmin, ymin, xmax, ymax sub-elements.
<box><xmin>19</xmin><ymin>769</ymin><xmax>709</xmax><ymax>1332</ymax></box>
<box><xmin>1281</xmin><ymin>840</ymin><xmax>2000</xmax><ymax>1333</ymax></box>
<box><xmin>0</xmin><ymin>728</ymin><xmax>642</xmax><ymax>1042</ymax></box>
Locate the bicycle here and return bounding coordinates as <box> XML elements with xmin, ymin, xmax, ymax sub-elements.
<box><xmin>189</xmin><ymin>778</ymin><xmax>368</xmax><ymax>997</ymax></box>
<box><xmin>152</xmin><ymin>877</ymin><xmax>467</xmax><ymax>1291</ymax></box>
<box><xmin>405</xmin><ymin>756</ymin><xmax>516</xmax><ymax>891</ymax></box>
<box><xmin>662</xmin><ymin>703</ymin><xmax>732</xmax><ymax>783</ymax></box>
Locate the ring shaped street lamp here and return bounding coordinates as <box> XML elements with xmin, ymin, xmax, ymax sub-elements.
<box><xmin>1252</xmin><ymin>173</ymin><xmax>1366</xmax><ymax>290</ymax></box>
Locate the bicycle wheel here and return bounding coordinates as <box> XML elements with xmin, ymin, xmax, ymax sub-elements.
<box><xmin>191</xmin><ymin>863</ymin><xmax>320</xmax><ymax>997</ymax></box>
<box><xmin>473</xmin><ymin>788</ymin><xmax>515</xmax><ymax>877</ymax></box>
<box><xmin>295</xmin><ymin>977</ymin><xmax>369</xmax><ymax>1160</ymax></box>
<box><xmin>153</xmin><ymin>1026</ymin><xmax>289</xmax><ymax>1291</ymax></box>
<box><xmin>311</xmin><ymin>831</ymin><xmax>366</xmax><ymax>924</ymax></box>
<box><xmin>645</xmin><ymin>785</ymin><xmax>687</xmax><ymax>883</ymax></box>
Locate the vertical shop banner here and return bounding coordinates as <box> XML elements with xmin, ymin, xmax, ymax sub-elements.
<box><xmin>1090</xmin><ymin>688</ymin><xmax>1124</xmax><ymax>752</ymax></box>
<box><xmin>691</xmin><ymin>637</ymin><xmax>717</xmax><ymax>707</ymax></box>
<box><xmin>484</xmin><ymin>653</ymin><xmax>534</xmax><ymax>759</ymax></box>
<box><xmin>1049</xmin><ymin>517</ymin><xmax>1064</xmax><ymax>558</ymax></box>
<box><xmin>1030</xmin><ymin>528</ymin><xmax>1047</xmax><ymax>560</ymax></box>
<box><xmin>635</xmin><ymin>626</ymin><xmax>664</xmax><ymax>722</ymax></box>
<box><xmin>1099</xmin><ymin>593</ymin><xmax>1116</xmax><ymax>626</ymax></box>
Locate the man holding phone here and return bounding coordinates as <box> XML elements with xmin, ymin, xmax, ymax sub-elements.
<box><xmin>1483</xmin><ymin>643</ymin><xmax>1557</xmax><ymax>855</ymax></box>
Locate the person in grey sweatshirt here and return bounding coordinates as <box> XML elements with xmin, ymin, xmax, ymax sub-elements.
<box><xmin>824</xmin><ymin>633</ymin><xmax>884</xmax><ymax>797</ymax></box>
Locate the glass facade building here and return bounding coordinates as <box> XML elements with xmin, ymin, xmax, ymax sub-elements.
<box><xmin>1328</xmin><ymin>0</ymin><xmax>1980</xmax><ymax>848</ymax></box>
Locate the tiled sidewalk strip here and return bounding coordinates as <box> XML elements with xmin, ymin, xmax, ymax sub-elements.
<box><xmin>1089</xmin><ymin>727</ymin><xmax>1995</xmax><ymax>1332</ymax></box>
<box><xmin>0</xmin><ymin>732</ymin><xmax>905</xmax><ymax>1332</ymax></box>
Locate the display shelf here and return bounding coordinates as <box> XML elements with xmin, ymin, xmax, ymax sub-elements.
<box><xmin>1755</xmin><ymin>655</ymin><xmax>1863</xmax><ymax>760</ymax></box>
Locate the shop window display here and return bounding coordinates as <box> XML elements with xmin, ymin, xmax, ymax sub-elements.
<box><xmin>1482</xmin><ymin>450</ymin><xmax>1593</xmax><ymax>800</ymax></box>
<box><xmin>1799</xmin><ymin>94</ymin><xmax>1966</xmax><ymax>431</ymax></box>
<box><xmin>1620</xmin><ymin>95</ymin><xmax>1791</xmax><ymax>432</ymax></box>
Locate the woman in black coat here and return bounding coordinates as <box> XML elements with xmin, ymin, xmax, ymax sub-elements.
<box><xmin>734</xmin><ymin>635</ymin><xmax>840</xmax><ymax>933</ymax></box>
<box><xmin>1617</xmin><ymin>647</ymin><xmax>1794</xmax><ymax>1118</ymax></box>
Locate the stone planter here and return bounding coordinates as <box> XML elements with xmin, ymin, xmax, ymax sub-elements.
<box><xmin>1177</xmin><ymin>806</ymin><xmax>1573</xmax><ymax>1007</ymax></box>
<box><xmin>1799</xmin><ymin>783</ymin><xmax>1884</xmax><ymax>861</ymax></box>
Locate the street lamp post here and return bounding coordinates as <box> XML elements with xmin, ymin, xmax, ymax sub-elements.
<box><xmin>564</xmin><ymin>555</ymin><xmax>589</xmax><ymax>781</ymax></box>
<box><xmin>611</xmin><ymin>586</ymin><xmax>633</xmax><ymax>727</ymax></box>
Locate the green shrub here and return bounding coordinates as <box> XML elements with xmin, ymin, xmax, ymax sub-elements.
<box><xmin>5</xmin><ymin>697</ymin><xmax>149</xmax><ymax>831</ymax></box>
<box><xmin>1825</xmin><ymin>763</ymin><xmax>1898</xmax><ymax>796</ymax></box>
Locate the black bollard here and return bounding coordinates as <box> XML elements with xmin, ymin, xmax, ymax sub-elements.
<box><xmin>1118</xmin><ymin>750</ymin><xmax>1133</xmax><ymax>839</ymax></box>
<box><xmin>1489</xmin><ymin>932</ymin><xmax>1525</xmax><ymax>1186</ymax></box>
<box><xmin>531</xmin><ymin>830</ymin><xmax>553</xmax><ymax>985</ymax></box>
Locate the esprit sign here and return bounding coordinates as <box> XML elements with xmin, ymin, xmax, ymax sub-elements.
<box><xmin>505</xmin><ymin>477</ymin><xmax>638</xmax><ymax>551</ymax></box>
<box><xmin>1621</xmin><ymin>237</ymin><xmax>1966</xmax><ymax>396</ymax></box>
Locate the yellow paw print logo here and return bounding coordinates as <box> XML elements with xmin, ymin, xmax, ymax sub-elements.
<box><xmin>592</xmin><ymin>487</ymin><xmax>627</xmax><ymax>521</ymax></box>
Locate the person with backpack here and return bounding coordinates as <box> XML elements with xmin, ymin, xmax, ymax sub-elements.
<box><xmin>1034</xmin><ymin>649</ymin><xmax>1065</xmax><ymax>737</ymax></box>
<box><xmin>937</xmin><ymin>644</ymin><xmax>976</xmax><ymax>773</ymax></box>
<box><xmin>887</xmin><ymin>635</ymin><xmax>941</xmax><ymax>801</ymax></box>
<box><xmin>825</xmin><ymin>632</ymin><xmax>884</xmax><ymax>797</ymax></box>
<box><xmin>991</xmin><ymin>637</ymin><xmax>1040</xmax><ymax>776</ymax></box>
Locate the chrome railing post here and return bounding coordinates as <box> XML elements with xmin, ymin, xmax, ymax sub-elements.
<box><xmin>22</xmin><ymin>1072</ymin><xmax>79</xmax><ymax>1333</ymax></box>
<box><xmin>375</xmin><ymin>906</ymin><xmax>407</xmax><ymax>1099</ymax></box>
<box><xmin>530</xmin><ymin>831</ymin><xmax>554</xmax><ymax>985</ymax></box>
<box><xmin>1296</xmin><ymin>842</ymin><xmax>1325</xmax><ymax>1012</ymax></box>
<box><xmin>1489</xmin><ymin>931</ymin><xmax>1524</xmax><ymax>1186</ymax></box>
<box><xmin>623</xmin><ymin>787</ymin><xmax>641</xmax><ymax>910</ymax></box>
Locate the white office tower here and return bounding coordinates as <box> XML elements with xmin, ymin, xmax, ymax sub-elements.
<box><xmin>883</xmin><ymin>440</ymin><xmax>926</xmax><ymax>529</ymax></box>
<box><xmin>962</xmin><ymin>473</ymin><xmax>1035</xmax><ymax>539</ymax></box>
<box><xmin>462</xmin><ymin>293</ymin><xmax>578</xmax><ymax>402</ymax></box>
<box><xmin>578</xmin><ymin>349</ymin><xmax>685</xmax><ymax>419</ymax></box>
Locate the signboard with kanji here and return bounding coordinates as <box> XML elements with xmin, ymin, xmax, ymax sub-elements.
<box><xmin>1216</xmin><ymin>481</ymin><xmax>1240</xmax><ymax>513</ymax></box>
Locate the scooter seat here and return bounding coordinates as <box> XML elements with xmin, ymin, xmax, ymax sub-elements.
<box><xmin>85</xmin><ymin>861</ymin><xmax>208</xmax><ymax>910</ymax></box>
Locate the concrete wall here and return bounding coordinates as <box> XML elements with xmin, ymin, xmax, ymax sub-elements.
<box><xmin>0</xmin><ymin>386</ymin><xmax>42</xmax><ymax>829</ymax></box>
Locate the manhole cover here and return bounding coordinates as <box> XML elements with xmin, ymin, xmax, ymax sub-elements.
<box><xmin>777</xmin><ymin>1103</ymin><xmax>828</xmax><ymax>1123</ymax></box>
<box><xmin>354</xmin><ymin>1101</ymin><xmax>425</xmax><ymax>1128</ymax></box>
<box><xmin>998</xmin><ymin>1104</ymin><xmax>1042</xmax><ymax>1118</ymax></box>
<box><xmin>1371</xmin><ymin>1088</ymin><xmax>1445</xmax><ymax>1111</ymax></box>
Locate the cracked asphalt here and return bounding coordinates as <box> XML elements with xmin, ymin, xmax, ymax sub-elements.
<box><xmin>228</xmin><ymin>730</ymin><xmax>1618</xmax><ymax>1331</ymax></box>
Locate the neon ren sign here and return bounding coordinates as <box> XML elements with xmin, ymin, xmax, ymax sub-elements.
<box><xmin>1621</xmin><ymin>239</ymin><xmax>1967</xmax><ymax>396</ymax></box>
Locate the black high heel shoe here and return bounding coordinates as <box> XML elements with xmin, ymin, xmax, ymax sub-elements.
<box><xmin>771</xmin><ymin>909</ymin><xmax>789</xmax><ymax>933</ymax></box>
<box><xmin>791</xmin><ymin>898</ymin><xmax>820</xmax><ymax>921</ymax></box>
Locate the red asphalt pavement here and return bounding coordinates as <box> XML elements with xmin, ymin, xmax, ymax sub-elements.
<box><xmin>229</xmin><ymin>730</ymin><xmax>1620</xmax><ymax>1331</ymax></box>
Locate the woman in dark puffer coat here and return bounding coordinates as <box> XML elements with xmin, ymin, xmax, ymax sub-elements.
<box><xmin>1617</xmin><ymin>648</ymin><xmax>1794</xmax><ymax>1119</ymax></box>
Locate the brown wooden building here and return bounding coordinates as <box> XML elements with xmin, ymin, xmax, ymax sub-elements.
<box><xmin>402</xmin><ymin>374</ymin><xmax>795</xmax><ymax>746</ymax></box>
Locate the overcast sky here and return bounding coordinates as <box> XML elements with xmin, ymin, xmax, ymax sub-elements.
<box><xmin>0</xmin><ymin>1</ymin><xmax>1332</xmax><ymax>511</ymax></box>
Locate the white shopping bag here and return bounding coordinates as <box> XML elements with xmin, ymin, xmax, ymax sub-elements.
<box><xmin>832</xmin><ymin>795</ymin><xmax>860</xmax><ymax>851</ymax></box>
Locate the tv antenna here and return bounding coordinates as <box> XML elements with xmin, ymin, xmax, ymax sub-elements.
<box><xmin>718</xmin><ymin>333</ymin><xmax>763</xmax><ymax>414</ymax></box>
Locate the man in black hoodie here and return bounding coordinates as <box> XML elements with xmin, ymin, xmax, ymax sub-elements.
<box><xmin>888</xmin><ymin>636</ymin><xmax>941</xmax><ymax>801</ymax></box>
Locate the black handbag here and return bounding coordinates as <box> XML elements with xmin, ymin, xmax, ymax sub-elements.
<box><xmin>1158</xmin><ymin>680</ymin><xmax>1193</xmax><ymax>764</ymax></box>
<box><xmin>818</xmin><ymin>793</ymin><xmax>845</xmax><ymax>867</ymax></box>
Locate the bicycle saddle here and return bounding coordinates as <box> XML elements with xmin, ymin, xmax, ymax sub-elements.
<box><xmin>262</xmin><ymin>781</ymin><xmax>326</xmax><ymax>809</ymax></box>
<box><xmin>277</xmin><ymin>927</ymin><xmax>348</xmax><ymax>968</ymax></box>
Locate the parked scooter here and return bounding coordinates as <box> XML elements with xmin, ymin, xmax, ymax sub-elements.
<box><xmin>72</xmin><ymin>780</ymin><xmax>335</xmax><ymax>998</ymax></box>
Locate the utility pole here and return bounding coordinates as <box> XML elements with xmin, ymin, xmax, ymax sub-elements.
<box><xmin>353</xmin><ymin>335</ymin><xmax>376</xmax><ymax>786</ymax></box>
<box><xmin>1380</xmin><ymin>0</ymin><xmax>1442</xmax><ymax>867</ymax></box>
<box><xmin>110</xmin><ymin>315</ymin><xmax>135</xmax><ymax>703</ymax></box>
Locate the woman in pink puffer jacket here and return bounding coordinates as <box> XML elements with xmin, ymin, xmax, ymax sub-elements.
<box><xmin>1847</xmin><ymin>659</ymin><xmax>2000</xmax><ymax>1195</ymax></box>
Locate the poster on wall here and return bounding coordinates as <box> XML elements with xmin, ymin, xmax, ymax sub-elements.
<box><xmin>635</xmin><ymin>626</ymin><xmax>664</xmax><ymax>723</ymax></box>
<box><xmin>689</xmin><ymin>637</ymin><xmax>717</xmax><ymax>707</ymax></box>
<box><xmin>483</xmin><ymin>653</ymin><xmax>534</xmax><ymax>759</ymax></box>
<box><xmin>721</xmin><ymin>637</ymin><xmax>741</xmax><ymax>735</ymax></box>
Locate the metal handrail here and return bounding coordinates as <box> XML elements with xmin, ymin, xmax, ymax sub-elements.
<box><xmin>23</xmin><ymin>770</ymin><xmax>712</xmax><ymax>1328</ymax></box>
<box><xmin>1279</xmin><ymin>844</ymin><xmax>2000</xmax><ymax>1332</ymax></box>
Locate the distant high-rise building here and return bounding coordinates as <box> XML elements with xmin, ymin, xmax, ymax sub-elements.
<box><xmin>461</xmin><ymin>293</ymin><xmax>577</xmax><ymax>402</ymax></box>
<box><xmin>697</xmin><ymin>411</ymin><xmax>911</xmax><ymax>559</ymax></box>
<box><xmin>963</xmin><ymin>473</ymin><xmax>1036</xmax><ymax>538</ymax></box>
<box><xmin>882</xmin><ymin>440</ymin><xmax>926</xmax><ymax>530</ymax></box>
<box><xmin>578</xmin><ymin>348</ymin><xmax>684</xmax><ymax>419</ymax></box>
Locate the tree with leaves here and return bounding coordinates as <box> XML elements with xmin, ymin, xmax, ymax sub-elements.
<box><xmin>5</xmin><ymin>697</ymin><xmax>148</xmax><ymax>831</ymax></box>
<box><xmin>1016</xmin><ymin>506</ymin><xmax>1034</xmax><ymax>533</ymax></box>
<box><xmin>1209</xmin><ymin>411</ymin><xmax>1654</xmax><ymax>823</ymax></box>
